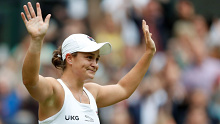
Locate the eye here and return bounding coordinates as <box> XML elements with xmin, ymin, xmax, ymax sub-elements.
<box><xmin>96</xmin><ymin>58</ymin><xmax>99</xmax><ymax>63</ymax></box>
<box><xmin>87</xmin><ymin>56</ymin><xmax>93</xmax><ymax>60</ymax></box>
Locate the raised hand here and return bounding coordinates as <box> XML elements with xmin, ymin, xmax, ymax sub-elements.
<box><xmin>142</xmin><ymin>20</ymin><xmax>156</xmax><ymax>53</ymax></box>
<box><xmin>21</xmin><ymin>2</ymin><xmax>51</xmax><ymax>41</ymax></box>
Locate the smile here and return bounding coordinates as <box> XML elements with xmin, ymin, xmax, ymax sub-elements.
<box><xmin>87</xmin><ymin>69</ymin><xmax>96</xmax><ymax>73</ymax></box>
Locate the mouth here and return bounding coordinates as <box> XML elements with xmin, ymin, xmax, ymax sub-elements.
<box><xmin>87</xmin><ymin>69</ymin><xmax>96</xmax><ymax>73</ymax></box>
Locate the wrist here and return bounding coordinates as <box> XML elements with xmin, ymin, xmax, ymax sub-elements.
<box><xmin>31</xmin><ymin>34</ymin><xmax>45</xmax><ymax>41</ymax></box>
<box><xmin>145</xmin><ymin>48</ymin><xmax>156</xmax><ymax>55</ymax></box>
<box><xmin>28</xmin><ymin>39</ymin><xmax>43</xmax><ymax>53</ymax></box>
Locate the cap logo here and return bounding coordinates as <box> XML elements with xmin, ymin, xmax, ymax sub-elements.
<box><xmin>87</xmin><ymin>36</ymin><xmax>95</xmax><ymax>42</ymax></box>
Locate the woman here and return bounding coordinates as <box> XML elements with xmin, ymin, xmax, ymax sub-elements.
<box><xmin>21</xmin><ymin>2</ymin><xmax>156</xmax><ymax>124</ymax></box>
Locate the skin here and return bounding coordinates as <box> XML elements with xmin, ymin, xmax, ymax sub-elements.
<box><xmin>21</xmin><ymin>2</ymin><xmax>156</xmax><ymax>121</ymax></box>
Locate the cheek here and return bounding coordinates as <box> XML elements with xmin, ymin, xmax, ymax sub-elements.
<box><xmin>71</xmin><ymin>65</ymin><xmax>85</xmax><ymax>78</ymax></box>
<box><xmin>76</xmin><ymin>61</ymin><xmax>90</xmax><ymax>70</ymax></box>
<box><xmin>96</xmin><ymin>64</ymin><xmax>99</xmax><ymax>70</ymax></box>
<box><xmin>72</xmin><ymin>62</ymin><xmax>83</xmax><ymax>72</ymax></box>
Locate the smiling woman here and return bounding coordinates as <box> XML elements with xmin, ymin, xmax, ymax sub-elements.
<box><xmin>51</xmin><ymin>34</ymin><xmax>106</xmax><ymax>72</ymax></box>
<box><xmin>21</xmin><ymin>2</ymin><xmax>156</xmax><ymax>124</ymax></box>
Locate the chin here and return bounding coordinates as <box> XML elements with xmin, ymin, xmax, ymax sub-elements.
<box><xmin>84</xmin><ymin>74</ymin><xmax>94</xmax><ymax>81</ymax></box>
<box><xmin>88</xmin><ymin>75</ymin><xmax>95</xmax><ymax>79</ymax></box>
<box><xmin>86</xmin><ymin>72</ymin><xmax>96</xmax><ymax>79</ymax></box>
<box><xmin>85</xmin><ymin>77</ymin><xmax>94</xmax><ymax>82</ymax></box>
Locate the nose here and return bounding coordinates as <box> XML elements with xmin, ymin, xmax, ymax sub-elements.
<box><xmin>91</xmin><ymin>60</ymin><xmax>98</xmax><ymax>70</ymax></box>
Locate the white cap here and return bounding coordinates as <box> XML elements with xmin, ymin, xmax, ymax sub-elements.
<box><xmin>61</xmin><ymin>34</ymin><xmax>112</xmax><ymax>61</ymax></box>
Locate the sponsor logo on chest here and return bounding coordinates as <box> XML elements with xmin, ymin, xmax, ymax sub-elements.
<box><xmin>85</xmin><ymin>115</ymin><xmax>94</xmax><ymax>122</ymax></box>
<box><xmin>65</xmin><ymin>115</ymin><xmax>79</xmax><ymax>121</ymax></box>
<box><xmin>65</xmin><ymin>115</ymin><xmax>95</xmax><ymax>122</ymax></box>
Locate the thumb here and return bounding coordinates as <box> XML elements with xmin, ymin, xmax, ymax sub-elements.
<box><xmin>44</xmin><ymin>14</ymin><xmax>51</xmax><ymax>25</ymax></box>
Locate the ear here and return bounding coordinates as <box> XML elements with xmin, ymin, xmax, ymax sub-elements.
<box><xmin>65</xmin><ymin>53</ymin><xmax>72</xmax><ymax>65</ymax></box>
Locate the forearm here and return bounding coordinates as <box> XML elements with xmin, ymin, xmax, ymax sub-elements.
<box><xmin>21</xmin><ymin>1</ymin><xmax>51</xmax><ymax>86</ymax></box>
<box><xmin>22</xmin><ymin>39</ymin><xmax>43</xmax><ymax>86</ymax></box>
<box><xmin>118</xmin><ymin>50</ymin><xmax>155</xmax><ymax>98</ymax></box>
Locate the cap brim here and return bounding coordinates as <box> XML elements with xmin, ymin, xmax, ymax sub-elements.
<box><xmin>77</xmin><ymin>42</ymin><xmax>112</xmax><ymax>55</ymax></box>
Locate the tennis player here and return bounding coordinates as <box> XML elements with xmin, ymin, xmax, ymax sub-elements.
<box><xmin>21</xmin><ymin>2</ymin><xmax>156</xmax><ymax>124</ymax></box>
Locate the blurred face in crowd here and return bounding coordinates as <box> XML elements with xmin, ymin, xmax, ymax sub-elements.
<box><xmin>176</xmin><ymin>0</ymin><xmax>195</xmax><ymax>19</ymax></box>
<box><xmin>185</xmin><ymin>108</ymin><xmax>209</xmax><ymax>124</ymax></box>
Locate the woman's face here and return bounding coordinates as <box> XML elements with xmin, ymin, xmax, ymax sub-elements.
<box><xmin>71</xmin><ymin>50</ymin><xmax>100</xmax><ymax>80</ymax></box>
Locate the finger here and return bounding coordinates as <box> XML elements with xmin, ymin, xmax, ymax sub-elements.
<box><xmin>142</xmin><ymin>20</ymin><xmax>149</xmax><ymax>38</ymax></box>
<box><xmin>21</xmin><ymin>12</ymin><xmax>27</xmax><ymax>24</ymax></box>
<box><xmin>45</xmin><ymin>14</ymin><xmax>51</xmax><ymax>25</ymax></box>
<box><xmin>145</xmin><ymin>25</ymin><xmax>151</xmax><ymax>40</ymax></box>
<box><xmin>36</xmin><ymin>2</ymin><xmax>42</xmax><ymax>17</ymax></box>
<box><xmin>142</xmin><ymin>20</ymin><xmax>146</xmax><ymax>34</ymax></box>
<box><xmin>28</xmin><ymin>2</ymin><xmax>36</xmax><ymax>18</ymax></box>
<box><xmin>142</xmin><ymin>20</ymin><xmax>151</xmax><ymax>41</ymax></box>
<box><xmin>142</xmin><ymin>19</ymin><xmax>145</xmax><ymax>31</ymax></box>
<box><xmin>23</xmin><ymin>5</ymin><xmax>32</xmax><ymax>20</ymax></box>
<box><xmin>142</xmin><ymin>20</ymin><xmax>149</xmax><ymax>32</ymax></box>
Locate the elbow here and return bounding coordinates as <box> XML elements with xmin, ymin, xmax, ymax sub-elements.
<box><xmin>22</xmin><ymin>76</ymin><xmax>38</xmax><ymax>86</ymax></box>
<box><xmin>125</xmin><ymin>92</ymin><xmax>133</xmax><ymax>100</ymax></box>
<box><xmin>124</xmin><ymin>95</ymin><xmax>130</xmax><ymax>100</ymax></box>
<box><xmin>22</xmin><ymin>75</ymin><xmax>28</xmax><ymax>85</ymax></box>
<box><xmin>117</xmin><ymin>84</ymin><xmax>134</xmax><ymax>100</ymax></box>
<box><xmin>22</xmin><ymin>70</ymin><xmax>39</xmax><ymax>86</ymax></box>
<box><xmin>122</xmin><ymin>90</ymin><xmax>133</xmax><ymax>100</ymax></box>
<box><xmin>22</xmin><ymin>78</ymin><xmax>32</xmax><ymax>86</ymax></box>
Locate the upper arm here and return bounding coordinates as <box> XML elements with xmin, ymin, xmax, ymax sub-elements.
<box><xmin>85</xmin><ymin>83</ymin><xmax>128</xmax><ymax>108</ymax></box>
<box><xmin>24</xmin><ymin>75</ymin><xmax>55</xmax><ymax>103</ymax></box>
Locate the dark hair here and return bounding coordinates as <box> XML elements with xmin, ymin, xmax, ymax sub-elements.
<box><xmin>52</xmin><ymin>46</ymin><xmax>77</xmax><ymax>71</ymax></box>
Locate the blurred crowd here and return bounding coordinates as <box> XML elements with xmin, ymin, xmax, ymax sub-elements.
<box><xmin>0</xmin><ymin>0</ymin><xmax>220</xmax><ymax>124</ymax></box>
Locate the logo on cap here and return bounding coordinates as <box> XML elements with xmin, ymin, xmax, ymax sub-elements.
<box><xmin>87</xmin><ymin>36</ymin><xmax>95</xmax><ymax>42</ymax></box>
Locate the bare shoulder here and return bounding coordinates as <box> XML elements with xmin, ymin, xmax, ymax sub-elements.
<box><xmin>44</xmin><ymin>77</ymin><xmax>63</xmax><ymax>94</ymax></box>
<box><xmin>40</xmin><ymin>77</ymin><xmax>65</xmax><ymax>108</ymax></box>
<box><xmin>84</xmin><ymin>82</ymin><xmax>101</xmax><ymax>100</ymax></box>
<box><xmin>44</xmin><ymin>77</ymin><xmax>59</xmax><ymax>85</ymax></box>
<box><xmin>43</xmin><ymin>77</ymin><xmax>57</xmax><ymax>83</ymax></box>
<box><xmin>38</xmin><ymin>77</ymin><xmax>65</xmax><ymax>120</ymax></box>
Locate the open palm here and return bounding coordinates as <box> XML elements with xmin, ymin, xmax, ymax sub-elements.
<box><xmin>21</xmin><ymin>2</ymin><xmax>51</xmax><ymax>40</ymax></box>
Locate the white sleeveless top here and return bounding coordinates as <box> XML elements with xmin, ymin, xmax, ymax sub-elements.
<box><xmin>39</xmin><ymin>79</ymin><xmax>100</xmax><ymax>124</ymax></box>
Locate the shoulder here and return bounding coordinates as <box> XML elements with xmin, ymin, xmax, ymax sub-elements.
<box><xmin>42</xmin><ymin>77</ymin><xmax>65</xmax><ymax>106</ymax></box>
<box><xmin>84</xmin><ymin>82</ymin><xmax>101</xmax><ymax>100</ymax></box>
<box><xmin>43</xmin><ymin>77</ymin><xmax>64</xmax><ymax>95</ymax></box>
<box><xmin>84</xmin><ymin>82</ymin><xmax>101</xmax><ymax>91</ymax></box>
<box><xmin>44</xmin><ymin>77</ymin><xmax>60</xmax><ymax>88</ymax></box>
<box><xmin>44</xmin><ymin>76</ymin><xmax>57</xmax><ymax>82</ymax></box>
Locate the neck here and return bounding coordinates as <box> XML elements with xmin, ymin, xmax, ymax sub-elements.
<box><xmin>60</xmin><ymin>74</ymin><xmax>85</xmax><ymax>103</ymax></box>
<box><xmin>61</xmin><ymin>71</ymin><xmax>84</xmax><ymax>90</ymax></box>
